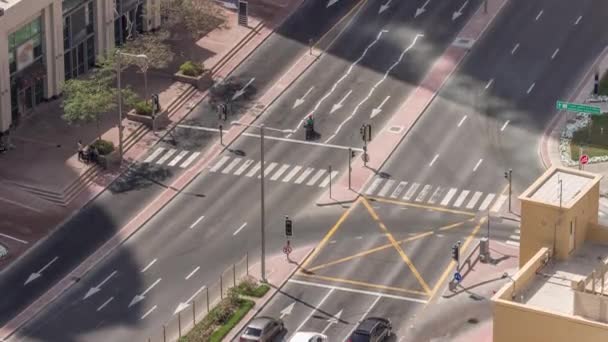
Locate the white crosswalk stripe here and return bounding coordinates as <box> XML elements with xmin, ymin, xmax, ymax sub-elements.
<box><xmin>245</xmin><ymin>162</ymin><xmax>262</xmax><ymax>177</ymax></box>
<box><xmin>415</xmin><ymin>185</ymin><xmax>432</xmax><ymax>202</ymax></box>
<box><xmin>441</xmin><ymin>188</ymin><xmax>458</xmax><ymax>206</ymax></box>
<box><xmin>490</xmin><ymin>194</ymin><xmax>508</xmax><ymax>213</ymax></box>
<box><xmin>234</xmin><ymin>159</ymin><xmax>254</xmax><ymax>175</ymax></box>
<box><xmin>180</xmin><ymin>152</ymin><xmax>200</xmax><ymax>168</ymax></box>
<box><xmin>270</xmin><ymin>164</ymin><xmax>290</xmax><ymax>181</ymax></box>
<box><xmin>466</xmin><ymin>191</ymin><xmax>483</xmax><ymax>209</ymax></box>
<box><xmin>428</xmin><ymin>187</ymin><xmax>445</xmax><ymax>204</ymax></box>
<box><xmin>156</xmin><ymin>149</ymin><xmax>177</xmax><ymax>165</ymax></box>
<box><xmin>210</xmin><ymin>156</ymin><xmax>230</xmax><ymax>172</ymax></box>
<box><xmin>366</xmin><ymin>177</ymin><xmax>385</xmax><ymax>195</ymax></box>
<box><xmin>506</xmin><ymin>240</ymin><xmax>520</xmax><ymax>247</ymax></box>
<box><xmin>478</xmin><ymin>194</ymin><xmax>496</xmax><ymax>211</ymax></box>
<box><xmin>319</xmin><ymin>171</ymin><xmax>339</xmax><ymax>188</ymax></box>
<box><xmin>453</xmin><ymin>190</ymin><xmax>470</xmax><ymax>208</ymax></box>
<box><xmin>403</xmin><ymin>183</ymin><xmax>420</xmax><ymax>201</ymax></box>
<box><xmin>282</xmin><ymin>166</ymin><xmax>302</xmax><ymax>183</ymax></box>
<box><xmin>306</xmin><ymin>169</ymin><xmax>326</xmax><ymax>186</ymax></box>
<box><xmin>295</xmin><ymin>168</ymin><xmax>314</xmax><ymax>184</ymax></box>
<box><xmin>258</xmin><ymin>162</ymin><xmax>278</xmax><ymax>178</ymax></box>
<box><xmin>390</xmin><ymin>181</ymin><xmax>408</xmax><ymax>198</ymax></box>
<box><xmin>378</xmin><ymin>180</ymin><xmax>395</xmax><ymax>197</ymax></box>
<box><xmin>144</xmin><ymin>147</ymin><xmax>165</xmax><ymax>163</ymax></box>
<box><xmin>222</xmin><ymin>158</ymin><xmax>242</xmax><ymax>174</ymax></box>
<box><xmin>168</xmin><ymin>150</ymin><xmax>189</xmax><ymax>167</ymax></box>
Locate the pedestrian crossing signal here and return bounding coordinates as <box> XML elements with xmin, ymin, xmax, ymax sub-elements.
<box><xmin>452</xmin><ymin>244</ymin><xmax>459</xmax><ymax>263</ymax></box>
<box><xmin>285</xmin><ymin>216</ymin><xmax>293</xmax><ymax>237</ymax></box>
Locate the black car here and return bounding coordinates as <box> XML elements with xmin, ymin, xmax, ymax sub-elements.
<box><xmin>347</xmin><ymin>317</ymin><xmax>392</xmax><ymax>342</ymax></box>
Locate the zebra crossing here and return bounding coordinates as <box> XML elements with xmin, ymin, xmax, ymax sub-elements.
<box><xmin>364</xmin><ymin>176</ymin><xmax>508</xmax><ymax>214</ymax></box>
<box><xmin>205</xmin><ymin>155</ymin><xmax>338</xmax><ymax>188</ymax></box>
<box><xmin>505</xmin><ymin>228</ymin><xmax>521</xmax><ymax>247</ymax></box>
<box><xmin>143</xmin><ymin>147</ymin><xmax>201</xmax><ymax>169</ymax></box>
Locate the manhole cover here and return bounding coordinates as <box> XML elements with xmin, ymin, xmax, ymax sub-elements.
<box><xmin>388</xmin><ymin>126</ymin><xmax>404</xmax><ymax>134</ymax></box>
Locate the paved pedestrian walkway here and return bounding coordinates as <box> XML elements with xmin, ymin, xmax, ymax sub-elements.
<box><xmin>0</xmin><ymin>0</ymin><xmax>295</xmax><ymax>269</ymax></box>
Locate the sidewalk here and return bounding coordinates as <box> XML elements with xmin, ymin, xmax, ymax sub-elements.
<box><xmin>0</xmin><ymin>0</ymin><xmax>294</xmax><ymax>270</ymax></box>
<box><xmin>317</xmin><ymin>0</ymin><xmax>510</xmax><ymax>206</ymax></box>
<box><xmin>540</xmin><ymin>46</ymin><xmax>608</xmax><ymax>193</ymax></box>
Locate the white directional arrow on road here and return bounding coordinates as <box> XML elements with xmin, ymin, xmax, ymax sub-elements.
<box><xmin>321</xmin><ymin>309</ymin><xmax>343</xmax><ymax>334</ymax></box>
<box><xmin>232</xmin><ymin>78</ymin><xmax>255</xmax><ymax>101</ymax></box>
<box><xmin>327</xmin><ymin>0</ymin><xmax>339</xmax><ymax>8</ymax></box>
<box><xmin>293</xmin><ymin>86</ymin><xmax>314</xmax><ymax>109</ymax></box>
<box><xmin>174</xmin><ymin>284</ymin><xmax>207</xmax><ymax>315</ymax></box>
<box><xmin>24</xmin><ymin>256</ymin><xmax>58</xmax><ymax>286</ymax></box>
<box><xmin>370</xmin><ymin>95</ymin><xmax>390</xmax><ymax>118</ymax></box>
<box><xmin>452</xmin><ymin>0</ymin><xmax>468</xmax><ymax>21</ymax></box>
<box><xmin>330</xmin><ymin>90</ymin><xmax>352</xmax><ymax>114</ymax></box>
<box><xmin>129</xmin><ymin>278</ymin><xmax>161</xmax><ymax>308</ymax></box>
<box><xmin>415</xmin><ymin>0</ymin><xmax>431</xmax><ymax>18</ymax></box>
<box><xmin>378</xmin><ymin>0</ymin><xmax>392</xmax><ymax>14</ymax></box>
<box><xmin>83</xmin><ymin>270</ymin><xmax>117</xmax><ymax>300</ymax></box>
<box><xmin>280</xmin><ymin>302</ymin><xmax>295</xmax><ymax>319</ymax></box>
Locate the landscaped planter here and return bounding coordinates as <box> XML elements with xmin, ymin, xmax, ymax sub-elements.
<box><xmin>174</xmin><ymin>69</ymin><xmax>213</xmax><ymax>90</ymax></box>
<box><xmin>98</xmin><ymin>150</ymin><xmax>121</xmax><ymax>169</ymax></box>
<box><xmin>126</xmin><ymin>108</ymin><xmax>169</xmax><ymax>131</ymax></box>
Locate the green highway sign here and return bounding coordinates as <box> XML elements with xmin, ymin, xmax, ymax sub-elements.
<box><xmin>556</xmin><ymin>100</ymin><xmax>601</xmax><ymax>115</ymax></box>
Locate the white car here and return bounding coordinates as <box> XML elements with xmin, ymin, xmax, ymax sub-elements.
<box><xmin>288</xmin><ymin>332</ymin><xmax>328</xmax><ymax>342</ymax></box>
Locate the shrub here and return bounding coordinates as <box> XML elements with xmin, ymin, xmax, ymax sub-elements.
<box><xmin>134</xmin><ymin>100</ymin><xmax>154</xmax><ymax>116</ymax></box>
<box><xmin>180</xmin><ymin>61</ymin><xmax>204</xmax><ymax>77</ymax></box>
<box><xmin>91</xmin><ymin>139</ymin><xmax>114</xmax><ymax>155</ymax></box>
<box><xmin>237</xmin><ymin>276</ymin><xmax>270</xmax><ymax>297</ymax></box>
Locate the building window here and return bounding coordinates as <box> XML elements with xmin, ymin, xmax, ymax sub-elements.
<box><xmin>8</xmin><ymin>17</ymin><xmax>44</xmax><ymax>76</ymax></box>
<box><xmin>64</xmin><ymin>16</ymin><xmax>71</xmax><ymax>49</ymax></box>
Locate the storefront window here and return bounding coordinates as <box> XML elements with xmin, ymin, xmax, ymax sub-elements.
<box><xmin>8</xmin><ymin>17</ymin><xmax>44</xmax><ymax>76</ymax></box>
<box><xmin>63</xmin><ymin>0</ymin><xmax>96</xmax><ymax>80</ymax></box>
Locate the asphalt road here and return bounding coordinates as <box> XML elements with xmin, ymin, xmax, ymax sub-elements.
<box><xmin>0</xmin><ymin>0</ymin><xmax>362</xmax><ymax>333</ymax></box>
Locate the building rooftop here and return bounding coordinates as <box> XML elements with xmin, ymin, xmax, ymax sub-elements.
<box><xmin>520</xmin><ymin>242</ymin><xmax>608</xmax><ymax>315</ymax></box>
<box><xmin>523</xmin><ymin>167</ymin><xmax>600</xmax><ymax>208</ymax></box>
<box><xmin>0</xmin><ymin>0</ymin><xmax>20</xmax><ymax>10</ymax></box>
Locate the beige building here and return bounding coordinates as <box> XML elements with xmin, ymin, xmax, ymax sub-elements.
<box><xmin>492</xmin><ymin>166</ymin><xmax>608</xmax><ymax>342</ymax></box>
<box><xmin>0</xmin><ymin>0</ymin><xmax>161</xmax><ymax>135</ymax></box>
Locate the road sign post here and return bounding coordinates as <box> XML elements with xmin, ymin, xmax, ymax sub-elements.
<box><xmin>580</xmin><ymin>154</ymin><xmax>589</xmax><ymax>170</ymax></box>
<box><xmin>556</xmin><ymin>100</ymin><xmax>601</xmax><ymax>115</ymax></box>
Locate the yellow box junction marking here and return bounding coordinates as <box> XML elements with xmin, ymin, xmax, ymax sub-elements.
<box><xmin>367</xmin><ymin>196</ymin><xmax>477</xmax><ymax>216</ymax></box>
<box><xmin>362</xmin><ymin>198</ymin><xmax>432</xmax><ymax>295</ymax></box>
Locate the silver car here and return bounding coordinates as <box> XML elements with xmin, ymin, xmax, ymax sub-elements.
<box><xmin>240</xmin><ymin>316</ymin><xmax>284</xmax><ymax>341</ymax></box>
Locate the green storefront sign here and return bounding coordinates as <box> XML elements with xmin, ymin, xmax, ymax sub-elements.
<box><xmin>556</xmin><ymin>100</ymin><xmax>601</xmax><ymax>115</ymax></box>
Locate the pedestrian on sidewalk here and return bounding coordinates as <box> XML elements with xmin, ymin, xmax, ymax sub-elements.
<box><xmin>77</xmin><ymin>140</ymin><xmax>86</xmax><ymax>162</ymax></box>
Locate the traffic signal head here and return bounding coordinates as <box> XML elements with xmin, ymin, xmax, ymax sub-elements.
<box><xmin>452</xmin><ymin>244</ymin><xmax>459</xmax><ymax>262</ymax></box>
<box><xmin>285</xmin><ymin>217</ymin><xmax>293</xmax><ymax>237</ymax></box>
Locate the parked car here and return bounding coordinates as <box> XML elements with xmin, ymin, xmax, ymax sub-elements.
<box><xmin>347</xmin><ymin>317</ymin><xmax>392</xmax><ymax>342</ymax></box>
<box><xmin>289</xmin><ymin>332</ymin><xmax>328</xmax><ymax>342</ymax></box>
<box><xmin>240</xmin><ymin>316</ymin><xmax>284</xmax><ymax>341</ymax></box>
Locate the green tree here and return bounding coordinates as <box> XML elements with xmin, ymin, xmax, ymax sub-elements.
<box><xmin>160</xmin><ymin>0</ymin><xmax>225</xmax><ymax>39</ymax></box>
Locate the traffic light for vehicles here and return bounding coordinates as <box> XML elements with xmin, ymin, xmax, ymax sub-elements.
<box><xmin>452</xmin><ymin>244</ymin><xmax>459</xmax><ymax>263</ymax></box>
<box><xmin>285</xmin><ymin>216</ymin><xmax>293</xmax><ymax>237</ymax></box>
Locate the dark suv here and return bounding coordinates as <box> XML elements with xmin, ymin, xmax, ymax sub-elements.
<box><xmin>347</xmin><ymin>317</ymin><xmax>392</xmax><ymax>342</ymax></box>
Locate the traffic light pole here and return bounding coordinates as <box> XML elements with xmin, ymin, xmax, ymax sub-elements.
<box><xmin>328</xmin><ymin>165</ymin><xmax>332</xmax><ymax>198</ymax></box>
<box><xmin>348</xmin><ymin>148</ymin><xmax>352</xmax><ymax>189</ymax></box>
<box><xmin>507</xmin><ymin>169</ymin><xmax>512</xmax><ymax>213</ymax></box>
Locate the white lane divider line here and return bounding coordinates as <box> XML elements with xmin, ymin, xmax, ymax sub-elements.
<box><xmin>258</xmin><ymin>162</ymin><xmax>278</xmax><ymax>178</ymax></box>
<box><xmin>527</xmin><ymin>83</ymin><xmax>535</xmax><ymax>94</ymax></box>
<box><xmin>295</xmin><ymin>167</ymin><xmax>314</xmax><ymax>184</ymax></box>
<box><xmin>168</xmin><ymin>150</ymin><xmax>189</xmax><ymax>167</ymax></box>
<box><xmin>490</xmin><ymin>194</ymin><xmax>508</xmax><ymax>213</ymax></box>
<box><xmin>415</xmin><ymin>184</ymin><xmax>432</xmax><ymax>202</ymax></box>
<box><xmin>185</xmin><ymin>266</ymin><xmax>200</xmax><ymax>280</ymax></box>
<box><xmin>479</xmin><ymin>193</ymin><xmax>496</xmax><ymax>211</ymax></box>
<box><xmin>270</xmin><ymin>164</ymin><xmax>291</xmax><ymax>181</ymax></box>
<box><xmin>344</xmin><ymin>296</ymin><xmax>382</xmax><ymax>341</ymax></box>
<box><xmin>295</xmin><ymin>288</ymin><xmax>335</xmax><ymax>333</ymax></box>
<box><xmin>234</xmin><ymin>159</ymin><xmax>254</xmax><ymax>176</ymax></box>
<box><xmin>306</xmin><ymin>169</ymin><xmax>326</xmax><ymax>186</ymax></box>
<box><xmin>141</xmin><ymin>259</ymin><xmax>157</xmax><ymax>273</ymax></box>
<box><xmin>453</xmin><ymin>190</ymin><xmax>470</xmax><ymax>208</ymax></box>
<box><xmin>319</xmin><ymin>171</ymin><xmax>339</xmax><ymax>188</ymax></box>
<box><xmin>500</xmin><ymin>120</ymin><xmax>510</xmax><ymax>132</ymax></box>
<box><xmin>403</xmin><ymin>183</ymin><xmax>420</xmax><ymax>201</ymax></box>
<box><xmin>325</xmin><ymin>33</ymin><xmax>424</xmax><ymax>143</ymax></box>
<box><xmin>458</xmin><ymin>115</ymin><xmax>467</xmax><ymax>127</ymax></box>
<box><xmin>97</xmin><ymin>297</ymin><xmax>114</xmax><ymax>312</ymax></box>
<box><xmin>156</xmin><ymin>149</ymin><xmax>177</xmax><ymax>165</ymax></box>
<box><xmin>289</xmin><ymin>30</ymin><xmax>388</xmax><ymax>138</ymax></box>
<box><xmin>245</xmin><ymin>161</ymin><xmax>262</xmax><ymax>177</ymax></box>
<box><xmin>282</xmin><ymin>166</ymin><xmax>302</xmax><ymax>183</ymax></box>
<box><xmin>511</xmin><ymin>43</ymin><xmax>519</xmax><ymax>55</ymax></box>
<box><xmin>535</xmin><ymin>9</ymin><xmax>543</xmax><ymax>21</ymax></box>
<box><xmin>366</xmin><ymin>177</ymin><xmax>384</xmax><ymax>195</ymax></box>
<box><xmin>390</xmin><ymin>181</ymin><xmax>408</xmax><ymax>198</ymax></box>
<box><xmin>190</xmin><ymin>215</ymin><xmax>205</xmax><ymax>229</ymax></box>
<box><xmin>180</xmin><ymin>152</ymin><xmax>200</xmax><ymax>168</ymax></box>
<box><xmin>0</xmin><ymin>233</ymin><xmax>28</xmax><ymax>244</ymax></box>
<box><xmin>210</xmin><ymin>156</ymin><xmax>230</xmax><ymax>172</ymax></box>
<box><xmin>429</xmin><ymin>154</ymin><xmax>439</xmax><ymax>167</ymax></box>
<box><xmin>144</xmin><ymin>147</ymin><xmax>165</xmax><ymax>163</ymax></box>
<box><xmin>222</xmin><ymin>158</ymin><xmax>242</xmax><ymax>174</ymax></box>
<box><xmin>466</xmin><ymin>191</ymin><xmax>483</xmax><ymax>209</ymax></box>
<box><xmin>233</xmin><ymin>222</ymin><xmax>248</xmax><ymax>236</ymax></box>
<box><xmin>473</xmin><ymin>158</ymin><xmax>483</xmax><ymax>172</ymax></box>
<box><xmin>440</xmin><ymin>188</ymin><xmax>458</xmax><ymax>206</ymax></box>
<box><xmin>551</xmin><ymin>48</ymin><xmax>559</xmax><ymax>60</ymax></box>
<box><xmin>377</xmin><ymin>179</ymin><xmax>395</xmax><ymax>197</ymax></box>
<box><xmin>141</xmin><ymin>305</ymin><xmax>157</xmax><ymax>320</ymax></box>
<box><xmin>484</xmin><ymin>78</ymin><xmax>494</xmax><ymax>90</ymax></box>
<box><xmin>574</xmin><ymin>15</ymin><xmax>582</xmax><ymax>25</ymax></box>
